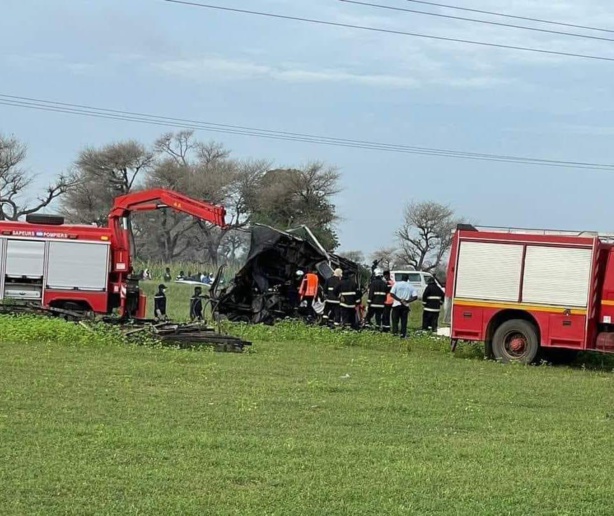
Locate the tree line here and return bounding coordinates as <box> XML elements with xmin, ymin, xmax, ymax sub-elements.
<box><xmin>0</xmin><ymin>131</ymin><xmax>465</xmax><ymax>271</ymax></box>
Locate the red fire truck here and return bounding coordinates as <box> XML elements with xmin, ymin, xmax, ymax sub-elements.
<box><xmin>0</xmin><ymin>189</ymin><xmax>226</xmax><ymax>318</ymax></box>
<box><xmin>446</xmin><ymin>224</ymin><xmax>614</xmax><ymax>363</ymax></box>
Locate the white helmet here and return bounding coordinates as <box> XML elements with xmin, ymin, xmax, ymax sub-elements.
<box><xmin>374</xmin><ymin>268</ymin><xmax>384</xmax><ymax>277</ymax></box>
<box><xmin>296</xmin><ymin>270</ymin><xmax>305</xmax><ymax>277</ymax></box>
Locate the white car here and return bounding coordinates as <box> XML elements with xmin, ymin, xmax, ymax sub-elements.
<box><xmin>390</xmin><ymin>270</ymin><xmax>445</xmax><ymax>297</ymax></box>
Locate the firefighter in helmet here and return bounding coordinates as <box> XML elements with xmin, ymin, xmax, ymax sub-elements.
<box><xmin>366</xmin><ymin>269</ymin><xmax>388</xmax><ymax>330</ymax></box>
<box><xmin>422</xmin><ymin>276</ymin><xmax>445</xmax><ymax>332</ymax></box>
<box><xmin>323</xmin><ymin>268</ymin><xmax>343</xmax><ymax>326</ymax></box>
<box><xmin>334</xmin><ymin>271</ymin><xmax>360</xmax><ymax>329</ymax></box>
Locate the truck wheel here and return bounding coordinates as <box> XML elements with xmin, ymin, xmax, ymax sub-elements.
<box><xmin>492</xmin><ymin>319</ymin><xmax>539</xmax><ymax>364</ymax></box>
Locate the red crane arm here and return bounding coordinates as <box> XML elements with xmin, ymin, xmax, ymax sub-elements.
<box><xmin>108</xmin><ymin>188</ymin><xmax>227</xmax><ymax>281</ymax></box>
<box><xmin>108</xmin><ymin>188</ymin><xmax>227</xmax><ymax>228</ymax></box>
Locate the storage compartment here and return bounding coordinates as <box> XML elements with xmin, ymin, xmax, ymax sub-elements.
<box><xmin>46</xmin><ymin>241</ymin><xmax>109</xmax><ymax>291</ymax></box>
<box><xmin>3</xmin><ymin>283</ymin><xmax>43</xmax><ymax>300</ymax></box>
<box><xmin>5</xmin><ymin>240</ymin><xmax>45</xmax><ymax>279</ymax></box>
<box><xmin>0</xmin><ymin>238</ymin><xmax>5</xmax><ymax>301</ymax></box>
<box><xmin>522</xmin><ymin>246</ymin><xmax>592</xmax><ymax>308</ymax></box>
<box><xmin>547</xmin><ymin>313</ymin><xmax>586</xmax><ymax>348</ymax></box>
<box><xmin>455</xmin><ymin>241</ymin><xmax>523</xmax><ymax>302</ymax></box>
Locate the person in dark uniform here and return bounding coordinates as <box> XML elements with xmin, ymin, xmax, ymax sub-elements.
<box><xmin>366</xmin><ymin>269</ymin><xmax>388</xmax><ymax>330</ymax></box>
<box><xmin>382</xmin><ymin>270</ymin><xmax>394</xmax><ymax>333</ymax></box>
<box><xmin>422</xmin><ymin>276</ymin><xmax>445</xmax><ymax>332</ymax></box>
<box><xmin>323</xmin><ymin>268</ymin><xmax>342</xmax><ymax>326</ymax></box>
<box><xmin>154</xmin><ymin>284</ymin><xmax>167</xmax><ymax>320</ymax></box>
<box><xmin>190</xmin><ymin>286</ymin><xmax>204</xmax><ymax>321</ymax></box>
<box><xmin>334</xmin><ymin>272</ymin><xmax>360</xmax><ymax>330</ymax></box>
<box><xmin>163</xmin><ymin>267</ymin><xmax>172</xmax><ymax>282</ymax></box>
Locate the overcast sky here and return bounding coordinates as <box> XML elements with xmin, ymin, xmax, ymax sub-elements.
<box><xmin>3</xmin><ymin>0</ymin><xmax>614</xmax><ymax>255</ymax></box>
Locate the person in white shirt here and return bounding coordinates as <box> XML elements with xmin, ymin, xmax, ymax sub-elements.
<box><xmin>390</xmin><ymin>274</ymin><xmax>418</xmax><ymax>338</ymax></box>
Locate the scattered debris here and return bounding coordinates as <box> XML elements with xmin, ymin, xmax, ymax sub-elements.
<box><xmin>0</xmin><ymin>302</ymin><xmax>251</xmax><ymax>353</ymax></box>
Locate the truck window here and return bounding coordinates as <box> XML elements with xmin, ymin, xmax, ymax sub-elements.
<box><xmin>394</xmin><ymin>272</ymin><xmax>422</xmax><ymax>282</ymax></box>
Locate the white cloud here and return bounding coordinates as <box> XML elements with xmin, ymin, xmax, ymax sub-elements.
<box><xmin>150</xmin><ymin>55</ymin><xmax>506</xmax><ymax>89</ymax></box>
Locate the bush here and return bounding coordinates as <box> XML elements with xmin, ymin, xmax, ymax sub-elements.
<box><xmin>0</xmin><ymin>315</ymin><xmax>140</xmax><ymax>347</ymax></box>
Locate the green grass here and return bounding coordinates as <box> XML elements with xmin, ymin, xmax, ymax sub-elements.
<box><xmin>2</xmin><ymin>314</ymin><xmax>614</xmax><ymax>514</ymax></box>
<box><xmin>140</xmin><ymin>281</ymin><xmax>197</xmax><ymax>320</ymax></box>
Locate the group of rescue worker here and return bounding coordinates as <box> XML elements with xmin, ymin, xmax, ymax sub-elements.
<box><xmin>152</xmin><ymin>265</ymin><xmax>445</xmax><ymax>336</ymax></box>
<box><xmin>296</xmin><ymin>267</ymin><xmax>445</xmax><ymax>337</ymax></box>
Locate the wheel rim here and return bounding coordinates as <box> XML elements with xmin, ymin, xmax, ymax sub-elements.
<box><xmin>503</xmin><ymin>331</ymin><xmax>529</xmax><ymax>359</ymax></box>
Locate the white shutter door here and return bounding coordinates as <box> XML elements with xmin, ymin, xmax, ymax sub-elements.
<box><xmin>6</xmin><ymin>240</ymin><xmax>45</xmax><ymax>278</ymax></box>
<box><xmin>0</xmin><ymin>238</ymin><xmax>5</xmax><ymax>300</ymax></box>
<box><xmin>47</xmin><ymin>241</ymin><xmax>109</xmax><ymax>291</ymax></box>
<box><xmin>522</xmin><ymin>246</ymin><xmax>592</xmax><ymax>307</ymax></box>
<box><xmin>455</xmin><ymin>241</ymin><xmax>523</xmax><ymax>301</ymax></box>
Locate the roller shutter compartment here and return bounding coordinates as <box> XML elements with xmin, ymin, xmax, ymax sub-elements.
<box><xmin>522</xmin><ymin>246</ymin><xmax>592</xmax><ymax>308</ymax></box>
<box><xmin>455</xmin><ymin>241</ymin><xmax>523</xmax><ymax>302</ymax></box>
<box><xmin>47</xmin><ymin>241</ymin><xmax>109</xmax><ymax>291</ymax></box>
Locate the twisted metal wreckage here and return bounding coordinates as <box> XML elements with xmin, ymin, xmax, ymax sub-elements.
<box><xmin>213</xmin><ymin>225</ymin><xmax>363</xmax><ymax>324</ymax></box>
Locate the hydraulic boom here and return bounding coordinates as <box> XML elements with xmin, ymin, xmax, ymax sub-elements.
<box><xmin>108</xmin><ymin>188</ymin><xmax>227</xmax><ymax>317</ymax></box>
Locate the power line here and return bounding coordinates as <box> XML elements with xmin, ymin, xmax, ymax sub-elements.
<box><xmin>2</xmin><ymin>93</ymin><xmax>614</xmax><ymax>171</ymax></box>
<box><xmin>340</xmin><ymin>0</ymin><xmax>614</xmax><ymax>43</ymax></box>
<box><xmin>161</xmin><ymin>0</ymin><xmax>614</xmax><ymax>63</ymax></box>
<box><xmin>404</xmin><ymin>0</ymin><xmax>614</xmax><ymax>35</ymax></box>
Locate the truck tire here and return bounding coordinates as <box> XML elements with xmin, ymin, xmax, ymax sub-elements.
<box><xmin>492</xmin><ymin>319</ymin><xmax>539</xmax><ymax>364</ymax></box>
<box><xmin>25</xmin><ymin>214</ymin><xmax>65</xmax><ymax>225</ymax></box>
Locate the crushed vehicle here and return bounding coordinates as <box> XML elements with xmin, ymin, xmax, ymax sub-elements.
<box><xmin>212</xmin><ymin>225</ymin><xmax>363</xmax><ymax>324</ymax></box>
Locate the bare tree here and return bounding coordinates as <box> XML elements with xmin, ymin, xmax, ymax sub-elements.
<box><xmin>339</xmin><ymin>250</ymin><xmax>365</xmax><ymax>264</ymax></box>
<box><xmin>396</xmin><ymin>201</ymin><xmax>462</xmax><ymax>272</ymax></box>
<box><xmin>196</xmin><ymin>140</ymin><xmax>231</xmax><ymax>165</ymax></box>
<box><xmin>249</xmin><ymin>162</ymin><xmax>342</xmax><ymax>250</ymax></box>
<box><xmin>62</xmin><ymin>140</ymin><xmax>154</xmax><ymax>224</ymax></box>
<box><xmin>154</xmin><ymin>130</ymin><xmax>200</xmax><ymax>167</ymax></box>
<box><xmin>371</xmin><ymin>246</ymin><xmax>399</xmax><ymax>271</ymax></box>
<box><xmin>142</xmin><ymin>132</ymin><xmax>269</xmax><ymax>265</ymax></box>
<box><xmin>75</xmin><ymin>140</ymin><xmax>154</xmax><ymax>194</ymax></box>
<box><xmin>192</xmin><ymin>158</ymin><xmax>270</xmax><ymax>265</ymax></box>
<box><xmin>0</xmin><ymin>134</ymin><xmax>73</xmax><ymax>221</ymax></box>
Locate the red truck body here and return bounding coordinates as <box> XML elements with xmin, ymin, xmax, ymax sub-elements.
<box><xmin>0</xmin><ymin>189</ymin><xmax>226</xmax><ymax>319</ymax></box>
<box><xmin>446</xmin><ymin>225</ymin><xmax>614</xmax><ymax>361</ymax></box>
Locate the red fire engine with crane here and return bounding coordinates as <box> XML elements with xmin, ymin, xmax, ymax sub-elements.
<box><xmin>446</xmin><ymin>224</ymin><xmax>614</xmax><ymax>363</ymax></box>
<box><xmin>0</xmin><ymin>188</ymin><xmax>226</xmax><ymax>319</ymax></box>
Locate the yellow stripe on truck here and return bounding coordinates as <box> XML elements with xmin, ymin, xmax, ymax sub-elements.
<box><xmin>453</xmin><ymin>298</ymin><xmax>587</xmax><ymax>316</ymax></box>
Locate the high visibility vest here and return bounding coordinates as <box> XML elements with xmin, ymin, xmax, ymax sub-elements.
<box><xmin>385</xmin><ymin>280</ymin><xmax>395</xmax><ymax>306</ymax></box>
<box><xmin>300</xmin><ymin>273</ymin><xmax>319</xmax><ymax>298</ymax></box>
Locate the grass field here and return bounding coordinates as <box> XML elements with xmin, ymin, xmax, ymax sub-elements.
<box><xmin>2</xmin><ymin>306</ymin><xmax>614</xmax><ymax>514</ymax></box>
<box><xmin>140</xmin><ymin>281</ymin><xmax>197</xmax><ymax>320</ymax></box>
